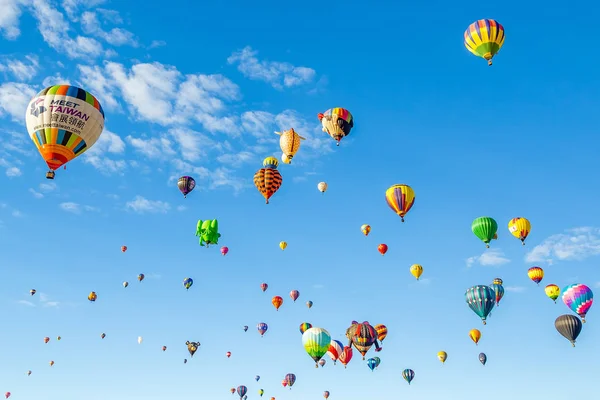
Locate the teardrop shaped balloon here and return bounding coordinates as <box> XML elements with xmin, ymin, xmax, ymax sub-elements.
<box><xmin>260</xmin><ymin>283</ymin><xmax>268</xmax><ymax>292</ymax></box>
<box><xmin>490</xmin><ymin>279</ymin><xmax>504</xmax><ymax>306</ymax></box>
<box><xmin>469</xmin><ymin>329</ymin><xmax>481</xmax><ymax>345</ymax></box>
<box><xmin>220</xmin><ymin>246</ymin><xmax>229</xmax><ymax>256</ymax></box>
<box><xmin>402</xmin><ymin>369</ymin><xmax>414</xmax><ymax>385</ymax></box>
<box><xmin>326</xmin><ymin>339</ymin><xmax>343</xmax><ymax>364</ymax></box>
<box><xmin>562</xmin><ymin>284</ymin><xmax>593</xmax><ymax>322</ymax></box>
<box><xmin>508</xmin><ymin>217</ymin><xmax>531</xmax><ymax>245</ymax></box>
<box><xmin>545</xmin><ymin>284</ymin><xmax>560</xmax><ymax>303</ymax></box>
<box><xmin>437</xmin><ymin>351</ymin><xmax>447</xmax><ymax>364</ymax></box>
<box><xmin>385</xmin><ymin>184</ymin><xmax>415</xmax><ymax>222</ymax></box>
<box><xmin>465</xmin><ymin>285</ymin><xmax>495</xmax><ymax>324</ymax></box>
<box><xmin>177</xmin><ymin>176</ymin><xmax>196</xmax><ymax>198</ymax></box>
<box><xmin>254</xmin><ymin>157</ymin><xmax>282</xmax><ymax>204</ymax></box>
<box><xmin>479</xmin><ymin>352</ymin><xmax>487</xmax><ymax>365</ymax></box>
<box><xmin>374</xmin><ymin>324</ymin><xmax>387</xmax><ymax>342</ymax></box>
<box><xmin>302</xmin><ymin>327</ymin><xmax>332</xmax><ymax>366</ymax></box>
<box><xmin>272</xmin><ymin>296</ymin><xmax>283</xmax><ymax>310</ymax></box>
<box><xmin>361</xmin><ymin>224</ymin><xmax>371</xmax><ymax>236</ymax></box>
<box><xmin>378</xmin><ymin>244</ymin><xmax>388</xmax><ymax>255</ymax></box>
<box><xmin>527</xmin><ymin>267</ymin><xmax>544</xmax><ymax>285</ymax></box>
<box><xmin>464</xmin><ymin>19</ymin><xmax>505</xmax><ymax>66</ymax></box>
<box><xmin>472</xmin><ymin>217</ymin><xmax>498</xmax><ymax>248</ymax></box>
<box><xmin>26</xmin><ymin>85</ymin><xmax>105</xmax><ymax>179</ymax></box>
<box><xmin>306</xmin><ymin>300</ymin><xmax>313</xmax><ymax>309</ymax></box>
<box><xmin>290</xmin><ymin>290</ymin><xmax>299</xmax><ymax>302</ymax></box>
<box><xmin>318</xmin><ymin>107</ymin><xmax>353</xmax><ymax>146</ymax></box>
<box><xmin>257</xmin><ymin>322</ymin><xmax>268</xmax><ymax>336</ymax></box>
<box><xmin>317</xmin><ymin>182</ymin><xmax>327</xmax><ymax>193</ymax></box>
<box><xmin>183</xmin><ymin>277</ymin><xmax>193</xmax><ymax>290</ymax></box>
<box><xmin>410</xmin><ymin>264</ymin><xmax>423</xmax><ymax>280</ymax></box>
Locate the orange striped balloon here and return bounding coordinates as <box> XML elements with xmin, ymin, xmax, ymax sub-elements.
<box><xmin>254</xmin><ymin>168</ymin><xmax>282</xmax><ymax>204</ymax></box>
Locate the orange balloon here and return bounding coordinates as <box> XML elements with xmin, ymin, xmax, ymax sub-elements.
<box><xmin>121</xmin><ymin>246</ymin><xmax>127</xmax><ymax>252</ymax></box>
<box><xmin>272</xmin><ymin>295</ymin><xmax>283</xmax><ymax>311</ymax></box>
<box><xmin>469</xmin><ymin>329</ymin><xmax>481</xmax><ymax>345</ymax></box>
<box><xmin>378</xmin><ymin>244</ymin><xmax>388</xmax><ymax>255</ymax></box>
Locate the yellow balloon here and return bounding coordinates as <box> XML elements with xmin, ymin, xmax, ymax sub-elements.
<box><xmin>469</xmin><ymin>329</ymin><xmax>481</xmax><ymax>345</ymax></box>
<box><xmin>545</xmin><ymin>284</ymin><xmax>560</xmax><ymax>303</ymax></box>
<box><xmin>360</xmin><ymin>224</ymin><xmax>371</xmax><ymax>236</ymax></box>
<box><xmin>409</xmin><ymin>264</ymin><xmax>423</xmax><ymax>280</ymax></box>
<box><xmin>275</xmin><ymin>128</ymin><xmax>305</xmax><ymax>162</ymax></box>
<box><xmin>279</xmin><ymin>241</ymin><xmax>287</xmax><ymax>250</ymax></box>
<box><xmin>508</xmin><ymin>217</ymin><xmax>531</xmax><ymax>245</ymax></box>
<box><xmin>437</xmin><ymin>351</ymin><xmax>447</xmax><ymax>363</ymax></box>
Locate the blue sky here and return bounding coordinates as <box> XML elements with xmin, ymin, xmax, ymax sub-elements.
<box><xmin>0</xmin><ymin>0</ymin><xmax>598</xmax><ymax>399</ymax></box>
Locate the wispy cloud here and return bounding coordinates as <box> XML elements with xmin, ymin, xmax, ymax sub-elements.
<box><xmin>5</xmin><ymin>166</ymin><xmax>21</xmax><ymax>177</ymax></box>
<box><xmin>0</xmin><ymin>0</ymin><xmax>23</xmax><ymax>39</ymax></box>
<box><xmin>38</xmin><ymin>292</ymin><xmax>60</xmax><ymax>308</ymax></box>
<box><xmin>505</xmin><ymin>286</ymin><xmax>526</xmax><ymax>293</ymax></box>
<box><xmin>83</xmin><ymin>128</ymin><xmax>127</xmax><ymax>174</ymax></box>
<box><xmin>17</xmin><ymin>300</ymin><xmax>35</xmax><ymax>307</ymax></box>
<box><xmin>466</xmin><ymin>248</ymin><xmax>510</xmax><ymax>268</ymax></box>
<box><xmin>59</xmin><ymin>202</ymin><xmax>99</xmax><ymax>214</ymax></box>
<box><xmin>125</xmin><ymin>196</ymin><xmax>170</xmax><ymax>214</ymax></box>
<box><xmin>525</xmin><ymin>227</ymin><xmax>600</xmax><ymax>264</ymax></box>
<box><xmin>0</xmin><ymin>54</ymin><xmax>39</xmax><ymax>81</ymax></box>
<box><xmin>0</xmin><ymin>82</ymin><xmax>37</xmax><ymax>121</ymax></box>
<box><xmin>227</xmin><ymin>46</ymin><xmax>316</xmax><ymax>89</ymax></box>
<box><xmin>30</xmin><ymin>182</ymin><xmax>58</xmax><ymax>199</ymax></box>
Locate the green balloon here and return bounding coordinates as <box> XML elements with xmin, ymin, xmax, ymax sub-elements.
<box><xmin>302</xmin><ymin>327</ymin><xmax>331</xmax><ymax>365</ymax></box>
<box><xmin>195</xmin><ymin>219</ymin><xmax>221</xmax><ymax>247</ymax></box>
<box><xmin>472</xmin><ymin>217</ymin><xmax>498</xmax><ymax>248</ymax></box>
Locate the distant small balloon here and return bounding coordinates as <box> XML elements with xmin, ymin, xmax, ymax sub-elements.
<box><xmin>220</xmin><ymin>246</ymin><xmax>229</xmax><ymax>256</ymax></box>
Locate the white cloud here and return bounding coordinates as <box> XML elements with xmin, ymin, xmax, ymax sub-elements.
<box><xmin>59</xmin><ymin>202</ymin><xmax>99</xmax><ymax>214</ymax></box>
<box><xmin>525</xmin><ymin>227</ymin><xmax>600</xmax><ymax>264</ymax></box>
<box><xmin>38</xmin><ymin>292</ymin><xmax>59</xmax><ymax>307</ymax></box>
<box><xmin>5</xmin><ymin>166</ymin><xmax>21</xmax><ymax>177</ymax></box>
<box><xmin>81</xmin><ymin>11</ymin><xmax>137</xmax><ymax>47</ymax></box>
<box><xmin>42</xmin><ymin>73</ymin><xmax>70</xmax><ymax>87</ymax></box>
<box><xmin>83</xmin><ymin>129</ymin><xmax>127</xmax><ymax>174</ymax></box>
<box><xmin>312</xmin><ymin>284</ymin><xmax>325</xmax><ymax>289</ymax></box>
<box><xmin>505</xmin><ymin>286</ymin><xmax>526</xmax><ymax>293</ymax></box>
<box><xmin>29</xmin><ymin>188</ymin><xmax>44</xmax><ymax>199</ymax></box>
<box><xmin>0</xmin><ymin>0</ymin><xmax>23</xmax><ymax>39</ymax></box>
<box><xmin>62</xmin><ymin>0</ymin><xmax>106</xmax><ymax>21</ymax></box>
<box><xmin>30</xmin><ymin>0</ymin><xmax>104</xmax><ymax>59</ymax></box>
<box><xmin>227</xmin><ymin>46</ymin><xmax>316</xmax><ymax>89</ymax></box>
<box><xmin>148</xmin><ymin>40</ymin><xmax>166</xmax><ymax>49</ymax></box>
<box><xmin>0</xmin><ymin>55</ymin><xmax>39</xmax><ymax>81</ymax></box>
<box><xmin>466</xmin><ymin>248</ymin><xmax>510</xmax><ymax>268</ymax></box>
<box><xmin>11</xmin><ymin>209</ymin><xmax>23</xmax><ymax>217</ymax></box>
<box><xmin>39</xmin><ymin>182</ymin><xmax>57</xmax><ymax>192</ymax></box>
<box><xmin>0</xmin><ymin>82</ymin><xmax>37</xmax><ymax>121</ymax></box>
<box><xmin>176</xmin><ymin>205</ymin><xmax>187</xmax><ymax>212</ymax></box>
<box><xmin>17</xmin><ymin>300</ymin><xmax>35</xmax><ymax>307</ymax></box>
<box><xmin>125</xmin><ymin>196</ymin><xmax>170</xmax><ymax>214</ymax></box>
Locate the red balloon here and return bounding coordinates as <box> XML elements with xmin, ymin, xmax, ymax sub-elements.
<box><xmin>260</xmin><ymin>283</ymin><xmax>268</xmax><ymax>292</ymax></box>
<box><xmin>121</xmin><ymin>246</ymin><xmax>127</xmax><ymax>252</ymax></box>
<box><xmin>377</xmin><ymin>244</ymin><xmax>388</xmax><ymax>255</ymax></box>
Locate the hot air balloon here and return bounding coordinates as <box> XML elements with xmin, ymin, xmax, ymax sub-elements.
<box><xmin>162</xmin><ymin>346</ymin><xmax>167</xmax><ymax>351</ymax></box>
<box><xmin>402</xmin><ymin>369</ymin><xmax>414</xmax><ymax>385</ymax></box>
<box><xmin>25</xmin><ymin>85</ymin><xmax>105</xmax><ymax>179</ymax></box>
<box><xmin>237</xmin><ymin>386</ymin><xmax>247</xmax><ymax>398</ymax></box>
<box><xmin>284</xmin><ymin>373</ymin><xmax>296</xmax><ymax>389</ymax></box>
<box><xmin>374</xmin><ymin>324</ymin><xmax>387</xmax><ymax>342</ymax></box>
<box><xmin>281</xmin><ymin>380</ymin><xmax>288</xmax><ymax>388</ymax></box>
<box><xmin>281</xmin><ymin>153</ymin><xmax>291</xmax><ymax>164</ymax></box>
<box><xmin>226</xmin><ymin>351</ymin><xmax>231</xmax><ymax>358</ymax></box>
<box><xmin>195</xmin><ymin>219</ymin><xmax>221</xmax><ymax>247</ymax></box>
<box><xmin>372</xmin><ymin>356</ymin><xmax>381</xmax><ymax>368</ymax></box>
<box><xmin>361</xmin><ymin>224</ymin><xmax>371</xmax><ymax>236</ymax></box>
<box><xmin>508</xmin><ymin>217</ymin><xmax>531</xmax><ymax>245</ymax></box>
<box><xmin>137</xmin><ymin>336</ymin><xmax>143</xmax><ymax>344</ymax></box>
<box><xmin>255</xmin><ymin>375</ymin><xmax>260</xmax><ymax>381</ymax></box>
<box><xmin>122</xmin><ymin>281</ymin><xmax>128</xmax><ymax>288</ymax></box>
<box><xmin>562</xmin><ymin>284</ymin><xmax>594</xmax><ymax>322</ymax></box>
<box><xmin>527</xmin><ymin>267</ymin><xmax>544</xmax><ymax>285</ymax></box>
<box><xmin>306</xmin><ymin>300</ymin><xmax>313</xmax><ymax>309</ymax></box>
<box><xmin>479</xmin><ymin>352</ymin><xmax>487</xmax><ymax>365</ymax></box>
<box><xmin>367</xmin><ymin>357</ymin><xmax>377</xmax><ymax>371</ymax></box>
<box><xmin>279</xmin><ymin>241</ymin><xmax>287</xmax><ymax>250</ymax></box>
<box><xmin>177</xmin><ymin>176</ymin><xmax>196</xmax><ymax>198</ymax></box>
<box><xmin>378</xmin><ymin>244</ymin><xmax>388</xmax><ymax>255</ymax></box>
<box><xmin>317</xmin><ymin>182</ymin><xmax>327</xmax><ymax>193</ymax></box>
<box><xmin>555</xmin><ymin>314</ymin><xmax>582</xmax><ymax>347</ymax></box>
<box><xmin>326</xmin><ymin>339</ymin><xmax>343</xmax><ymax>364</ymax></box>
<box><xmin>5</xmin><ymin>392</ymin><xmax>10</xmax><ymax>399</ymax></box>
<box><xmin>101</xmin><ymin>333</ymin><xmax>106</xmax><ymax>339</ymax></box>
<box><xmin>183</xmin><ymin>277</ymin><xmax>193</xmax><ymax>290</ymax></box>
<box><xmin>346</xmin><ymin>321</ymin><xmax>381</xmax><ymax>359</ymax></box>
<box><xmin>186</xmin><ymin>341</ymin><xmax>200</xmax><ymax>356</ymax></box>
<box><xmin>472</xmin><ymin>217</ymin><xmax>498</xmax><ymax>248</ymax></box>
<box><xmin>275</xmin><ymin>128</ymin><xmax>305</xmax><ymax>162</ymax></box>
<box><xmin>318</xmin><ymin>358</ymin><xmax>326</xmax><ymax>367</ymax></box>
<box><xmin>44</xmin><ymin>336</ymin><xmax>50</xmax><ymax>344</ymax></box>
<box><xmin>323</xmin><ymin>391</ymin><xmax>330</xmax><ymax>399</ymax></box>
<box><xmin>272</xmin><ymin>296</ymin><xmax>283</xmax><ymax>311</ymax></box>
<box><xmin>338</xmin><ymin>345</ymin><xmax>353</xmax><ymax>368</ymax></box>
<box><xmin>257</xmin><ymin>323</ymin><xmax>268</xmax><ymax>337</ymax></box>
<box><xmin>260</xmin><ymin>283</ymin><xmax>268</xmax><ymax>292</ymax></box>
<box><xmin>242</xmin><ymin>326</ymin><xmax>248</xmax><ymax>332</ymax></box>
<box><xmin>290</xmin><ymin>290</ymin><xmax>299</xmax><ymax>302</ymax></box>
<box><xmin>121</xmin><ymin>246</ymin><xmax>127</xmax><ymax>252</ymax></box>
<box><xmin>465</xmin><ymin>285</ymin><xmax>495</xmax><ymax>324</ymax></box>
<box><xmin>183</xmin><ymin>359</ymin><xmax>187</xmax><ymax>364</ymax></box>
<box><xmin>27</xmin><ymin>370</ymin><xmax>31</xmax><ymax>376</ymax></box>
<box><xmin>30</xmin><ymin>289</ymin><xmax>36</xmax><ymax>296</ymax></box>
<box><xmin>49</xmin><ymin>360</ymin><xmax>54</xmax><ymax>367</ymax></box>
<box><xmin>318</xmin><ymin>107</ymin><xmax>353</xmax><ymax>146</ymax></box>
<box><xmin>57</xmin><ymin>336</ymin><xmax>61</xmax><ymax>341</ymax></box>
<box><xmin>230</xmin><ymin>388</ymin><xmax>235</xmax><ymax>395</ymax></box>
<box><xmin>437</xmin><ymin>351</ymin><xmax>447</xmax><ymax>364</ymax></box>
<box><xmin>88</xmin><ymin>291</ymin><xmax>97</xmax><ymax>302</ymax></box>
<box><xmin>220</xmin><ymin>246</ymin><xmax>229</xmax><ymax>256</ymax></box>
<box><xmin>545</xmin><ymin>284</ymin><xmax>560</xmax><ymax>303</ymax></box>
<box><xmin>385</xmin><ymin>184</ymin><xmax>415</xmax><ymax>222</ymax></box>
<box><xmin>258</xmin><ymin>389</ymin><xmax>264</xmax><ymax>397</ymax></box>
<box><xmin>138</xmin><ymin>274</ymin><xmax>145</xmax><ymax>282</ymax></box>
<box><xmin>464</xmin><ymin>19</ymin><xmax>505</xmax><ymax>66</ymax></box>
<box><xmin>410</xmin><ymin>264</ymin><xmax>423</xmax><ymax>280</ymax></box>
<box><xmin>302</xmin><ymin>327</ymin><xmax>332</xmax><ymax>367</ymax></box>
<box><xmin>469</xmin><ymin>329</ymin><xmax>481</xmax><ymax>345</ymax></box>
<box><xmin>490</xmin><ymin>278</ymin><xmax>505</xmax><ymax>306</ymax></box>
<box><xmin>254</xmin><ymin>157</ymin><xmax>283</xmax><ymax>204</ymax></box>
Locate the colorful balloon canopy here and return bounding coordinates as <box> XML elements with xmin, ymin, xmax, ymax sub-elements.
<box><xmin>508</xmin><ymin>217</ymin><xmax>531</xmax><ymax>244</ymax></box>
<box><xmin>360</xmin><ymin>224</ymin><xmax>371</xmax><ymax>236</ymax></box>
<box><xmin>402</xmin><ymin>368</ymin><xmax>414</xmax><ymax>384</ymax></box>
<box><xmin>302</xmin><ymin>327</ymin><xmax>332</xmax><ymax>366</ymax></box>
<box><xmin>562</xmin><ymin>284</ymin><xmax>593</xmax><ymax>322</ymax></box>
<box><xmin>385</xmin><ymin>184</ymin><xmax>415</xmax><ymax>222</ymax></box>
<box><xmin>318</xmin><ymin>107</ymin><xmax>353</xmax><ymax>146</ymax></box>
<box><xmin>464</xmin><ymin>19</ymin><xmax>505</xmax><ymax>66</ymax></box>
<box><xmin>527</xmin><ymin>267</ymin><xmax>544</xmax><ymax>285</ymax></box>
<box><xmin>177</xmin><ymin>176</ymin><xmax>196</xmax><ymax>198</ymax></box>
<box><xmin>465</xmin><ymin>285</ymin><xmax>495</xmax><ymax>324</ymax></box>
<box><xmin>25</xmin><ymin>85</ymin><xmax>105</xmax><ymax>179</ymax></box>
<box><xmin>254</xmin><ymin>157</ymin><xmax>283</xmax><ymax>204</ymax></box>
<box><xmin>545</xmin><ymin>284</ymin><xmax>560</xmax><ymax>303</ymax></box>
